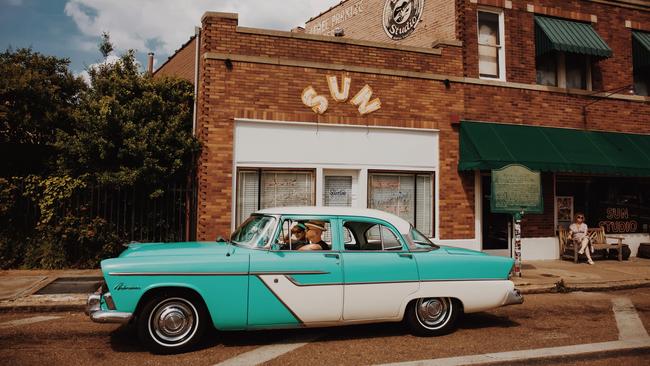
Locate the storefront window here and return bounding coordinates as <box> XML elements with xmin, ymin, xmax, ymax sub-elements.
<box><xmin>556</xmin><ymin>176</ymin><xmax>650</xmax><ymax>234</ymax></box>
<box><xmin>237</xmin><ymin>169</ymin><xmax>315</xmax><ymax>225</ymax></box>
<box><xmin>368</xmin><ymin>172</ymin><xmax>434</xmax><ymax>237</ymax></box>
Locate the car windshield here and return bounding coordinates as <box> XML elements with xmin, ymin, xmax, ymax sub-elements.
<box><xmin>230</xmin><ymin>215</ymin><xmax>277</xmax><ymax>248</ymax></box>
<box><xmin>410</xmin><ymin>226</ymin><xmax>439</xmax><ymax>250</ymax></box>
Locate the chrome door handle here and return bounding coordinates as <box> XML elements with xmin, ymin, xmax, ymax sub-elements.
<box><xmin>324</xmin><ymin>253</ymin><xmax>340</xmax><ymax>259</ymax></box>
<box><xmin>399</xmin><ymin>253</ymin><xmax>413</xmax><ymax>258</ymax></box>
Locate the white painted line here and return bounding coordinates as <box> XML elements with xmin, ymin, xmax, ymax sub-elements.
<box><xmin>375</xmin><ymin>296</ymin><xmax>650</xmax><ymax>366</ymax></box>
<box><xmin>612</xmin><ymin>297</ymin><xmax>650</xmax><ymax>340</ymax></box>
<box><xmin>0</xmin><ymin>316</ymin><xmax>61</xmax><ymax>329</ymax></box>
<box><xmin>376</xmin><ymin>339</ymin><xmax>650</xmax><ymax>366</ymax></box>
<box><xmin>213</xmin><ymin>333</ymin><xmax>321</xmax><ymax>366</ymax></box>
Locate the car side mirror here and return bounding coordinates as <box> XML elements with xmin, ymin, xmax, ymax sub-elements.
<box><xmin>270</xmin><ymin>243</ymin><xmax>281</xmax><ymax>251</ymax></box>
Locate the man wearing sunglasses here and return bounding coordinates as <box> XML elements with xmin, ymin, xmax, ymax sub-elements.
<box><xmin>569</xmin><ymin>213</ymin><xmax>594</xmax><ymax>265</ymax></box>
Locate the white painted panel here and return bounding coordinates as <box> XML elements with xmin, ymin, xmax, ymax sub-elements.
<box><xmin>235</xmin><ymin>120</ymin><xmax>438</xmax><ymax>170</ymax></box>
<box><xmin>408</xmin><ymin>280</ymin><xmax>514</xmax><ymax>313</ymax></box>
<box><xmin>516</xmin><ymin>234</ymin><xmax>650</xmax><ymax>260</ymax></box>
<box><xmin>344</xmin><ymin>282</ymin><xmax>419</xmax><ymax>320</ymax></box>
<box><xmin>258</xmin><ymin>275</ymin><xmax>342</xmax><ymax>323</ymax></box>
<box><xmin>616</xmin><ymin>234</ymin><xmax>650</xmax><ymax>257</ymax></box>
<box><xmin>521</xmin><ymin>237</ymin><xmax>560</xmax><ymax>260</ymax></box>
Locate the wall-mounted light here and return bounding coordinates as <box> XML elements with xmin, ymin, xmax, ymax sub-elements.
<box><xmin>442</xmin><ymin>79</ymin><xmax>451</xmax><ymax>89</ymax></box>
<box><xmin>224</xmin><ymin>58</ymin><xmax>233</xmax><ymax>71</ymax></box>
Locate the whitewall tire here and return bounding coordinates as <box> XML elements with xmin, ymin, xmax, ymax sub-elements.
<box><xmin>405</xmin><ymin>297</ymin><xmax>460</xmax><ymax>336</ymax></box>
<box><xmin>137</xmin><ymin>293</ymin><xmax>207</xmax><ymax>354</ymax></box>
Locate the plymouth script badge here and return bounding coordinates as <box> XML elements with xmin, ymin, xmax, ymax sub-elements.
<box><xmin>382</xmin><ymin>0</ymin><xmax>424</xmax><ymax>40</ymax></box>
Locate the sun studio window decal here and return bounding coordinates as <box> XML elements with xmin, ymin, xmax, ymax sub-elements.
<box><xmin>382</xmin><ymin>0</ymin><xmax>425</xmax><ymax>40</ymax></box>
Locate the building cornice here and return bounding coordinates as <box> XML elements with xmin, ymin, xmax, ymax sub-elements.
<box><xmin>204</xmin><ymin>52</ymin><xmax>649</xmax><ymax>103</ymax></box>
<box><xmin>235</xmin><ymin>26</ymin><xmax>443</xmax><ymax>55</ymax></box>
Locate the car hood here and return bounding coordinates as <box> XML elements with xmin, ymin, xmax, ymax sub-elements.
<box><xmin>438</xmin><ymin>245</ymin><xmax>488</xmax><ymax>256</ymax></box>
<box><xmin>119</xmin><ymin>241</ymin><xmax>239</xmax><ymax>257</ymax></box>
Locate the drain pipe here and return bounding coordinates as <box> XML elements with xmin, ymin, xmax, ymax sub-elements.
<box><xmin>192</xmin><ymin>26</ymin><xmax>201</xmax><ymax>136</ymax></box>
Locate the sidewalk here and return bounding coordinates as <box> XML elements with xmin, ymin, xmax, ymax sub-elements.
<box><xmin>1</xmin><ymin>258</ymin><xmax>649</xmax><ymax>312</ymax></box>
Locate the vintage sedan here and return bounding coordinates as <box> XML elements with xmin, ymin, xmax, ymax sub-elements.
<box><xmin>86</xmin><ymin>207</ymin><xmax>523</xmax><ymax>353</ymax></box>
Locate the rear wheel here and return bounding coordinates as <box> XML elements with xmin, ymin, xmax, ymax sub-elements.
<box><xmin>405</xmin><ymin>297</ymin><xmax>459</xmax><ymax>336</ymax></box>
<box><xmin>137</xmin><ymin>293</ymin><xmax>207</xmax><ymax>354</ymax></box>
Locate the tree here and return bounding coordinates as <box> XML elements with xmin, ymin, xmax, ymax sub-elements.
<box><xmin>0</xmin><ymin>48</ymin><xmax>85</xmax><ymax>145</ymax></box>
<box><xmin>0</xmin><ymin>48</ymin><xmax>86</xmax><ymax>176</ymax></box>
<box><xmin>99</xmin><ymin>32</ymin><xmax>114</xmax><ymax>59</ymax></box>
<box><xmin>54</xmin><ymin>49</ymin><xmax>201</xmax><ymax>192</ymax></box>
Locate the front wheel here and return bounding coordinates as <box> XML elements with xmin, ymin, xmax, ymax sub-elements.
<box><xmin>137</xmin><ymin>294</ymin><xmax>207</xmax><ymax>354</ymax></box>
<box><xmin>405</xmin><ymin>297</ymin><xmax>459</xmax><ymax>336</ymax></box>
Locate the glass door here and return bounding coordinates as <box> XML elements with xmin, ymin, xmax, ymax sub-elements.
<box><xmin>323</xmin><ymin>170</ymin><xmax>358</xmax><ymax>207</ymax></box>
<box><xmin>481</xmin><ymin>174</ymin><xmax>512</xmax><ymax>257</ymax></box>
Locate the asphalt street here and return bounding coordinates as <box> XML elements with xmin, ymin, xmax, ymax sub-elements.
<box><xmin>1</xmin><ymin>288</ymin><xmax>649</xmax><ymax>366</ymax></box>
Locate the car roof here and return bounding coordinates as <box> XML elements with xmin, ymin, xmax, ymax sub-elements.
<box><xmin>255</xmin><ymin>206</ymin><xmax>412</xmax><ymax>234</ymax></box>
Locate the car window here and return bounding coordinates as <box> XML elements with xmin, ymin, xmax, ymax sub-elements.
<box><xmin>273</xmin><ymin>218</ymin><xmax>332</xmax><ymax>251</ymax></box>
<box><xmin>231</xmin><ymin>215</ymin><xmax>277</xmax><ymax>248</ymax></box>
<box><xmin>344</xmin><ymin>221</ymin><xmax>404</xmax><ymax>251</ymax></box>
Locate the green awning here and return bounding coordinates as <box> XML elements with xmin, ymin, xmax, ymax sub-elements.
<box><xmin>459</xmin><ymin>121</ymin><xmax>650</xmax><ymax>176</ymax></box>
<box><xmin>632</xmin><ymin>30</ymin><xmax>650</xmax><ymax>71</ymax></box>
<box><xmin>535</xmin><ymin>16</ymin><xmax>612</xmax><ymax>58</ymax></box>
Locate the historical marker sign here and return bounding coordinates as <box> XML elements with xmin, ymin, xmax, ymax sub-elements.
<box><xmin>491</xmin><ymin>164</ymin><xmax>543</xmax><ymax>214</ymax></box>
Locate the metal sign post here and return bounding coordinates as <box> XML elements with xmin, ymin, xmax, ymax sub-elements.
<box><xmin>513</xmin><ymin>211</ymin><xmax>523</xmax><ymax>277</ymax></box>
<box><xmin>491</xmin><ymin>165</ymin><xmax>543</xmax><ymax>278</ymax></box>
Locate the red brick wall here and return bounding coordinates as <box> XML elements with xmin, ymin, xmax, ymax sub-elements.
<box><xmin>460</xmin><ymin>0</ymin><xmax>650</xmax><ymax>88</ymax></box>
<box><xmin>191</xmin><ymin>10</ymin><xmax>649</xmax><ymax>243</ymax></box>
<box><xmin>196</xmin><ymin>14</ymin><xmax>469</xmax><ymax>241</ymax></box>
<box><xmin>154</xmin><ymin>37</ymin><xmax>197</xmax><ymax>82</ymax></box>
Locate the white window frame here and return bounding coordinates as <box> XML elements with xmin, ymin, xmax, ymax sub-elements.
<box><xmin>477</xmin><ymin>7</ymin><xmax>506</xmax><ymax>82</ymax></box>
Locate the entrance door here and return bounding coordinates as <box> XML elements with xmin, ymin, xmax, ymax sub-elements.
<box><xmin>481</xmin><ymin>174</ymin><xmax>512</xmax><ymax>257</ymax></box>
<box><xmin>323</xmin><ymin>170</ymin><xmax>358</xmax><ymax>207</ymax></box>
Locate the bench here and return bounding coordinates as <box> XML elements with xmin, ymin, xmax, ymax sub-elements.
<box><xmin>558</xmin><ymin>226</ymin><xmax>624</xmax><ymax>263</ymax></box>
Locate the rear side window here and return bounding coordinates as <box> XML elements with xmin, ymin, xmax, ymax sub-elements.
<box><xmin>344</xmin><ymin>221</ymin><xmax>404</xmax><ymax>251</ymax></box>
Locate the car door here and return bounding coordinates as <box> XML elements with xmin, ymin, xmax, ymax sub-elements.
<box><xmin>339</xmin><ymin>217</ymin><xmax>419</xmax><ymax>321</ymax></box>
<box><xmin>248</xmin><ymin>216</ymin><xmax>344</xmax><ymax>327</ymax></box>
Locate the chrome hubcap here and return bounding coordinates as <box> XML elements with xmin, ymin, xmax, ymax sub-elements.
<box><xmin>150</xmin><ymin>299</ymin><xmax>196</xmax><ymax>344</ymax></box>
<box><xmin>416</xmin><ymin>298</ymin><xmax>451</xmax><ymax>329</ymax></box>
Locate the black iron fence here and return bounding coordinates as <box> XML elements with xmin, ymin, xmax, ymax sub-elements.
<box><xmin>10</xmin><ymin>181</ymin><xmax>197</xmax><ymax>244</ymax></box>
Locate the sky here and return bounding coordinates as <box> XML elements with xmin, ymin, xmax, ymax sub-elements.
<box><xmin>0</xmin><ymin>0</ymin><xmax>341</xmax><ymax>75</ymax></box>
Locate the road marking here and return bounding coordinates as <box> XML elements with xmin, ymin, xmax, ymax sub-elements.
<box><xmin>612</xmin><ymin>297</ymin><xmax>650</xmax><ymax>340</ymax></box>
<box><xmin>377</xmin><ymin>339</ymin><xmax>650</xmax><ymax>366</ymax></box>
<box><xmin>375</xmin><ymin>296</ymin><xmax>650</xmax><ymax>366</ymax></box>
<box><xmin>0</xmin><ymin>316</ymin><xmax>61</xmax><ymax>329</ymax></box>
<box><xmin>213</xmin><ymin>333</ymin><xmax>321</xmax><ymax>366</ymax></box>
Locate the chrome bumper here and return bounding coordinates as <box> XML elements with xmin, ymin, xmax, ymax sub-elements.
<box><xmin>85</xmin><ymin>292</ymin><xmax>132</xmax><ymax>324</ymax></box>
<box><xmin>503</xmin><ymin>289</ymin><xmax>524</xmax><ymax>306</ymax></box>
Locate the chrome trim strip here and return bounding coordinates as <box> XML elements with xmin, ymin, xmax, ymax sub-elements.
<box><xmin>108</xmin><ymin>270</ymin><xmax>328</xmax><ymax>276</ymax></box>
<box><xmin>250</xmin><ymin>270</ymin><xmax>329</xmax><ymax>275</ymax></box>
<box><xmin>283</xmin><ymin>277</ymin><xmax>508</xmax><ymax>287</ymax></box>
<box><xmin>108</xmin><ymin>272</ymin><xmax>249</xmax><ymax>276</ymax></box>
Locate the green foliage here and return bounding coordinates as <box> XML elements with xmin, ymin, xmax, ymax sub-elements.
<box><xmin>0</xmin><ymin>48</ymin><xmax>86</xmax><ymax>145</ymax></box>
<box><xmin>0</xmin><ymin>40</ymin><xmax>200</xmax><ymax>269</ymax></box>
<box><xmin>23</xmin><ymin>175</ymin><xmax>86</xmax><ymax>225</ymax></box>
<box><xmin>55</xmin><ymin>50</ymin><xmax>200</xmax><ymax>191</ymax></box>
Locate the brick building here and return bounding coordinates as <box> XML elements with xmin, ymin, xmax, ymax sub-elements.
<box><xmin>155</xmin><ymin>0</ymin><xmax>650</xmax><ymax>260</ymax></box>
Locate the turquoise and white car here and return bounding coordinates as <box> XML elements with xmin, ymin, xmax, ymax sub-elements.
<box><xmin>86</xmin><ymin>207</ymin><xmax>523</xmax><ymax>353</ymax></box>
